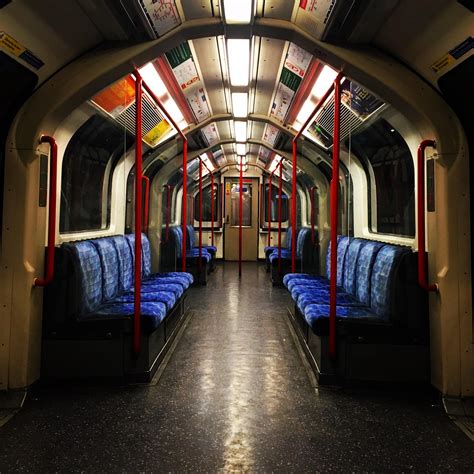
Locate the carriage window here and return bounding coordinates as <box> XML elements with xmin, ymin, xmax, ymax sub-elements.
<box><xmin>193</xmin><ymin>184</ymin><xmax>221</xmax><ymax>224</ymax></box>
<box><xmin>60</xmin><ymin>115</ymin><xmax>131</xmax><ymax>233</ymax></box>
<box><xmin>349</xmin><ymin>118</ymin><xmax>415</xmax><ymax>236</ymax></box>
<box><xmin>263</xmin><ymin>184</ymin><xmax>288</xmax><ymax>224</ymax></box>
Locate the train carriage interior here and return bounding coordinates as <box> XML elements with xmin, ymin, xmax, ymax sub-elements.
<box><xmin>1</xmin><ymin>0</ymin><xmax>474</xmax><ymax>471</ymax></box>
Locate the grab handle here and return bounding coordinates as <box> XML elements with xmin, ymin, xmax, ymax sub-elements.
<box><xmin>34</xmin><ymin>135</ymin><xmax>58</xmax><ymax>287</ymax></box>
<box><xmin>417</xmin><ymin>139</ymin><xmax>438</xmax><ymax>292</ymax></box>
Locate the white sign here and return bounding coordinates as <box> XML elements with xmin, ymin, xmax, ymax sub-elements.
<box><xmin>271</xmin><ymin>83</ymin><xmax>294</xmax><ymax>122</ymax></box>
<box><xmin>285</xmin><ymin>43</ymin><xmax>312</xmax><ymax>78</ymax></box>
<box><xmin>141</xmin><ymin>0</ymin><xmax>181</xmax><ymax>37</ymax></box>
<box><xmin>187</xmin><ymin>88</ymin><xmax>210</xmax><ymax>123</ymax></box>
<box><xmin>202</xmin><ymin>123</ymin><xmax>220</xmax><ymax>145</ymax></box>
<box><xmin>173</xmin><ymin>57</ymin><xmax>200</xmax><ymax>90</ymax></box>
<box><xmin>263</xmin><ymin>124</ymin><xmax>279</xmax><ymax>147</ymax></box>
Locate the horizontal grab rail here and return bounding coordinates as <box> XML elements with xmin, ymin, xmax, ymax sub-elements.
<box><xmin>34</xmin><ymin>135</ymin><xmax>58</xmax><ymax>287</ymax></box>
<box><xmin>417</xmin><ymin>139</ymin><xmax>438</xmax><ymax>292</ymax></box>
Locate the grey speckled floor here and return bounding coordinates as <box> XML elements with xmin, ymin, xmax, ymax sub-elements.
<box><xmin>1</xmin><ymin>262</ymin><xmax>473</xmax><ymax>472</ymax></box>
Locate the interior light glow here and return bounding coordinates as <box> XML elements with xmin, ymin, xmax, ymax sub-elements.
<box><xmin>295</xmin><ymin>99</ymin><xmax>316</xmax><ymax>127</ymax></box>
<box><xmin>236</xmin><ymin>143</ymin><xmax>246</xmax><ymax>155</ymax></box>
<box><xmin>200</xmin><ymin>154</ymin><xmax>215</xmax><ymax>171</ymax></box>
<box><xmin>163</xmin><ymin>98</ymin><xmax>184</xmax><ymax>123</ymax></box>
<box><xmin>311</xmin><ymin>65</ymin><xmax>338</xmax><ymax>99</ymax></box>
<box><xmin>227</xmin><ymin>39</ymin><xmax>250</xmax><ymax>86</ymax></box>
<box><xmin>223</xmin><ymin>0</ymin><xmax>252</xmax><ymax>24</ymax></box>
<box><xmin>268</xmin><ymin>154</ymin><xmax>282</xmax><ymax>174</ymax></box>
<box><xmin>237</xmin><ymin>155</ymin><xmax>248</xmax><ymax>165</ymax></box>
<box><xmin>234</xmin><ymin>121</ymin><xmax>247</xmax><ymax>142</ymax></box>
<box><xmin>138</xmin><ymin>62</ymin><xmax>167</xmax><ymax>98</ymax></box>
<box><xmin>232</xmin><ymin>92</ymin><xmax>248</xmax><ymax>118</ymax></box>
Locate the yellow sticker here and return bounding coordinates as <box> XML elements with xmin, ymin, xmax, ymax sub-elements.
<box><xmin>143</xmin><ymin>119</ymin><xmax>172</xmax><ymax>147</ymax></box>
<box><xmin>226</xmin><ymin>182</ymin><xmax>231</xmax><ymax>195</ymax></box>
<box><xmin>0</xmin><ymin>31</ymin><xmax>25</xmax><ymax>56</ymax></box>
<box><xmin>431</xmin><ymin>53</ymin><xmax>455</xmax><ymax>73</ymax></box>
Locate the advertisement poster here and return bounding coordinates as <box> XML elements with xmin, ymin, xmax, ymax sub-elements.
<box><xmin>187</xmin><ymin>88</ymin><xmax>210</xmax><ymax>122</ymax></box>
<box><xmin>271</xmin><ymin>82</ymin><xmax>294</xmax><ymax>121</ymax></box>
<box><xmin>341</xmin><ymin>80</ymin><xmax>383</xmax><ymax>120</ymax></box>
<box><xmin>91</xmin><ymin>76</ymin><xmax>136</xmax><ymax>118</ymax></box>
<box><xmin>143</xmin><ymin>119</ymin><xmax>173</xmax><ymax>147</ymax></box>
<box><xmin>284</xmin><ymin>43</ymin><xmax>312</xmax><ymax>78</ymax></box>
<box><xmin>202</xmin><ymin>123</ymin><xmax>219</xmax><ymax>146</ymax></box>
<box><xmin>263</xmin><ymin>124</ymin><xmax>279</xmax><ymax>147</ymax></box>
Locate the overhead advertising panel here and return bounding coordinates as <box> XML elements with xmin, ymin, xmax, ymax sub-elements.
<box><xmin>263</xmin><ymin>124</ymin><xmax>279</xmax><ymax>147</ymax></box>
<box><xmin>284</xmin><ymin>43</ymin><xmax>312</xmax><ymax>79</ymax></box>
<box><xmin>202</xmin><ymin>123</ymin><xmax>220</xmax><ymax>146</ymax></box>
<box><xmin>341</xmin><ymin>80</ymin><xmax>383</xmax><ymax>120</ymax></box>
<box><xmin>139</xmin><ymin>0</ymin><xmax>181</xmax><ymax>37</ymax></box>
<box><xmin>298</xmin><ymin>0</ymin><xmax>338</xmax><ymax>40</ymax></box>
<box><xmin>143</xmin><ymin>119</ymin><xmax>172</xmax><ymax>147</ymax></box>
<box><xmin>91</xmin><ymin>76</ymin><xmax>136</xmax><ymax>118</ymax></box>
<box><xmin>187</xmin><ymin>88</ymin><xmax>210</xmax><ymax>122</ymax></box>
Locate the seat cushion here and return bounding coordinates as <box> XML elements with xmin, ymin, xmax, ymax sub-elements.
<box><xmin>137</xmin><ymin>282</ymin><xmax>184</xmax><ymax>298</ymax></box>
<box><xmin>153</xmin><ymin>272</ymin><xmax>194</xmax><ymax>285</ymax></box>
<box><xmin>283</xmin><ymin>273</ymin><xmax>321</xmax><ymax>287</ymax></box>
<box><xmin>287</xmin><ymin>277</ymin><xmax>328</xmax><ymax>292</ymax></box>
<box><xmin>269</xmin><ymin>249</ymin><xmax>292</xmax><ymax>262</ymax></box>
<box><xmin>202</xmin><ymin>245</ymin><xmax>217</xmax><ymax>255</ymax></box>
<box><xmin>144</xmin><ymin>275</ymin><xmax>190</xmax><ymax>289</ymax></box>
<box><xmin>291</xmin><ymin>285</ymin><xmax>346</xmax><ymax>302</ymax></box>
<box><xmin>296</xmin><ymin>289</ymin><xmax>363</xmax><ymax>313</ymax></box>
<box><xmin>112</xmin><ymin>290</ymin><xmax>177</xmax><ymax>311</ymax></box>
<box><xmin>304</xmin><ymin>303</ymin><xmax>377</xmax><ymax>335</ymax></box>
<box><xmin>93</xmin><ymin>301</ymin><xmax>167</xmax><ymax>332</ymax></box>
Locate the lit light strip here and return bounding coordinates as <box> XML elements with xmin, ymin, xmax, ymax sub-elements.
<box><xmin>236</xmin><ymin>143</ymin><xmax>246</xmax><ymax>155</ymax></box>
<box><xmin>222</xmin><ymin>0</ymin><xmax>253</xmax><ymax>24</ymax></box>
<box><xmin>227</xmin><ymin>39</ymin><xmax>250</xmax><ymax>87</ymax></box>
<box><xmin>234</xmin><ymin>121</ymin><xmax>247</xmax><ymax>142</ymax></box>
<box><xmin>268</xmin><ymin>154</ymin><xmax>282</xmax><ymax>174</ymax></box>
<box><xmin>232</xmin><ymin>92</ymin><xmax>248</xmax><ymax>118</ymax></box>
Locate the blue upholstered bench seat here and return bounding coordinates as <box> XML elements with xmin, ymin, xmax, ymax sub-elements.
<box><xmin>269</xmin><ymin>249</ymin><xmax>292</xmax><ymax>262</ymax></box>
<box><xmin>286</xmin><ymin>236</ymin><xmax>414</xmax><ymax>336</ymax></box>
<box><xmin>62</xmin><ymin>233</ymin><xmax>192</xmax><ymax>333</ymax></box>
<box><xmin>186</xmin><ymin>225</ymin><xmax>217</xmax><ymax>257</ymax></box>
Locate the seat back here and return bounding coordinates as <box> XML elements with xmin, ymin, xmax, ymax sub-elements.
<box><xmin>169</xmin><ymin>226</ymin><xmax>183</xmax><ymax>258</ymax></box>
<box><xmin>63</xmin><ymin>241</ymin><xmax>103</xmax><ymax>316</ymax></box>
<box><xmin>286</xmin><ymin>226</ymin><xmax>293</xmax><ymax>251</ymax></box>
<box><xmin>325</xmin><ymin>236</ymin><xmax>350</xmax><ymax>287</ymax></box>
<box><xmin>354</xmin><ymin>240</ymin><xmax>384</xmax><ymax>305</ymax></box>
<box><xmin>125</xmin><ymin>233</ymin><xmax>152</xmax><ymax>277</ymax></box>
<box><xmin>111</xmin><ymin>235</ymin><xmax>133</xmax><ymax>292</ymax></box>
<box><xmin>296</xmin><ymin>228</ymin><xmax>310</xmax><ymax>258</ymax></box>
<box><xmin>91</xmin><ymin>238</ymin><xmax>120</xmax><ymax>300</ymax></box>
<box><xmin>342</xmin><ymin>239</ymin><xmax>364</xmax><ymax>296</ymax></box>
<box><xmin>186</xmin><ymin>225</ymin><xmax>195</xmax><ymax>249</ymax></box>
<box><xmin>369</xmin><ymin>245</ymin><xmax>409</xmax><ymax>320</ymax></box>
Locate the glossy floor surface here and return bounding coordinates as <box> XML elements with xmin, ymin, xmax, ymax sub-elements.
<box><xmin>1</xmin><ymin>262</ymin><xmax>474</xmax><ymax>472</ymax></box>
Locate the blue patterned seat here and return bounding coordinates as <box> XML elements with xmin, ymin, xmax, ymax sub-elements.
<box><xmin>111</xmin><ymin>290</ymin><xmax>176</xmax><ymax>311</ymax></box>
<box><xmin>302</xmin><ymin>243</ymin><xmax>411</xmax><ymax>335</ymax></box>
<box><xmin>186</xmin><ymin>225</ymin><xmax>217</xmax><ymax>257</ymax></box>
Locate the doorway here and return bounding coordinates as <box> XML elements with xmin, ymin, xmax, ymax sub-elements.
<box><xmin>224</xmin><ymin>177</ymin><xmax>259</xmax><ymax>260</ymax></box>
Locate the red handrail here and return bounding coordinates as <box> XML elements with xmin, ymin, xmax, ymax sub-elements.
<box><xmin>267</xmin><ymin>173</ymin><xmax>273</xmax><ymax>247</ymax></box>
<box><xmin>329</xmin><ymin>75</ymin><xmax>342</xmax><ymax>360</ymax></box>
<box><xmin>310</xmin><ymin>186</ymin><xmax>317</xmax><ymax>244</ymax></box>
<box><xmin>278</xmin><ymin>160</ymin><xmax>283</xmax><ymax>275</ymax></box>
<box><xmin>198</xmin><ymin>158</ymin><xmax>203</xmax><ymax>273</ymax></box>
<box><xmin>293</xmin><ymin>71</ymin><xmax>344</xmax><ymax>274</ymax></box>
<box><xmin>142</xmin><ymin>175</ymin><xmax>150</xmax><ymax>234</ymax></box>
<box><xmin>133</xmin><ymin>68</ymin><xmax>188</xmax><ymax>273</ymax></box>
<box><xmin>211</xmin><ymin>171</ymin><xmax>215</xmax><ymax>247</ymax></box>
<box><xmin>133</xmin><ymin>74</ymin><xmax>143</xmax><ymax>355</ymax></box>
<box><xmin>239</xmin><ymin>161</ymin><xmax>243</xmax><ymax>277</ymax></box>
<box><xmin>417</xmin><ymin>139</ymin><xmax>438</xmax><ymax>292</ymax></box>
<box><xmin>34</xmin><ymin>135</ymin><xmax>58</xmax><ymax>287</ymax></box>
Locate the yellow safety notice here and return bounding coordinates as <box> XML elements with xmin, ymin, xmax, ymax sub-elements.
<box><xmin>431</xmin><ymin>53</ymin><xmax>455</xmax><ymax>73</ymax></box>
<box><xmin>0</xmin><ymin>31</ymin><xmax>25</xmax><ymax>56</ymax></box>
<box><xmin>0</xmin><ymin>31</ymin><xmax>44</xmax><ymax>69</ymax></box>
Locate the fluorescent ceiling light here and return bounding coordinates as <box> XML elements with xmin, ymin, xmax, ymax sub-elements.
<box><xmin>232</xmin><ymin>92</ymin><xmax>248</xmax><ymax>118</ymax></box>
<box><xmin>138</xmin><ymin>62</ymin><xmax>167</xmax><ymax>98</ymax></box>
<box><xmin>311</xmin><ymin>65</ymin><xmax>338</xmax><ymax>99</ymax></box>
<box><xmin>223</xmin><ymin>0</ymin><xmax>252</xmax><ymax>24</ymax></box>
<box><xmin>234</xmin><ymin>121</ymin><xmax>247</xmax><ymax>142</ymax></box>
<box><xmin>227</xmin><ymin>39</ymin><xmax>250</xmax><ymax>86</ymax></box>
<box><xmin>237</xmin><ymin>155</ymin><xmax>248</xmax><ymax>165</ymax></box>
<box><xmin>163</xmin><ymin>98</ymin><xmax>184</xmax><ymax>124</ymax></box>
<box><xmin>295</xmin><ymin>99</ymin><xmax>316</xmax><ymax>127</ymax></box>
<box><xmin>236</xmin><ymin>143</ymin><xmax>246</xmax><ymax>155</ymax></box>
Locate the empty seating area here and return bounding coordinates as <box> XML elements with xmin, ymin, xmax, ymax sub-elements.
<box><xmin>265</xmin><ymin>227</ymin><xmax>318</xmax><ymax>285</ymax></box>
<box><xmin>161</xmin><ymin>225</ymin><xmax>216</xmax><ymax>284</ymax></box>
<box><xmin>284</xmin><ymin>236</ymin><xmax>430</xmax><ymax>386</ymax></box>
<box><xmin>42</xmin><ymin>233</ymin><xmax>193</xmax><ymax>382</ymax></box>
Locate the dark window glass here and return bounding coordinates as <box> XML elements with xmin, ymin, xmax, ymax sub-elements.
<box><xmin>60</xmin><ymin>115</ymin><xmax>131</xmax><ymax>233</ymax></box>
<box><xmin>194</xmin><ymin>184</ymin><xmax>221</xmax><ymax>224</ymax></box>
<box><xmin>263</xmin><ymin>184</ymin><xmax>288</xmax><ymax>225</ymax></box>
<box><xmin>349</xmin><ymin>118</ymin><xmax>415</xmax><ymax>236</ymax></box>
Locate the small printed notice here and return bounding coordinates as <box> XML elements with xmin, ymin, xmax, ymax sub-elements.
<box><xmin>0</xmin><ymin>31</ymin><xmax>44</xmax><ymax>69</ymax></box>
<box><xmin>202</xmin><ymin>123</ymin><xmax>219</xmax><ymax>146</ymax></box>
<box><xmin>187</xmin><ymin>88</ymin><xmax>210</xmax><ymax>123</ymax></box>
<box><xmin>263</xmin><ymin>124</ymin><xmax>279</xmax><ymax>147</ymax></box>
<box><xmin>431</xmin><ymin>36</ymin><xmax>473</xmax><ymax>73</ymax></box>
<box><xmin>140</xmin><ymin>0</ymin><xmax>181</xmax><ymax>37</ymax></box>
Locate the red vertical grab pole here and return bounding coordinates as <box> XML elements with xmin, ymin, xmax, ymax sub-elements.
<box><xmin>267</xmin><ymin>173</ymin><xmax>272</xmax><ymax>247</ymax></box>
<box><xmin>278</xmin><ymin>160</ymin><xmax>283</xmax><ymax>275</ymax></box>
<box><xmin>182</xmin><ymin>140</ymin><xmax>188</xmax><ymax>272</ymax></box>
<box><xmin>34</xmin><ymin>135</ymin><xmax>58</xmax><ymax>287</ymax></box>
<box><xmin>198</xmin><ymin>158</ymin><xmax>203</xmax><ymax>273</ymax></box>
<box><xmin>239</xmin><ymin>161</ymin><xmax>243</xmax><ymax>277</ymax></box>
<box><xmin>329</xmin><ymin>76</ymin><xmax>341</xmax><ymax>360</ymax></box>
<box><xmin>211</xmin><ymin>172</ymin><xmax>215</xmax><ymax>247</ymax></box>
<box><xmin>133</xmin><ymin>75</ymin><xmax>143</xmax><ymax>356</ymax></box>
<box><xmin>142</xmin><ymin>175</ymin><xmax>150</xmax><ymax>235</ymax></box>
<box><xmin>291</xmin><ymin>141</ymin><xmax>297</xmax><ymax>273</ymax></box>
<box><xmin>417</xmin><ymin>140</ymin><xmax>438</xmax><ymax>292</ymax></box>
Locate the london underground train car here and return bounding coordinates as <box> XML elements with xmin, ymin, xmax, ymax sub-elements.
<box><xmin>0</xmin><ymin>0</ymin><xmax>473</xmax><ymax>471</ymax></box>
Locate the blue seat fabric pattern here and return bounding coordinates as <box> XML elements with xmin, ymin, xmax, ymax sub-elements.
<box><xmin>64</xmin><ymin>233</ymin><xmax>191</xmax><ymax>333</ymax></box>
